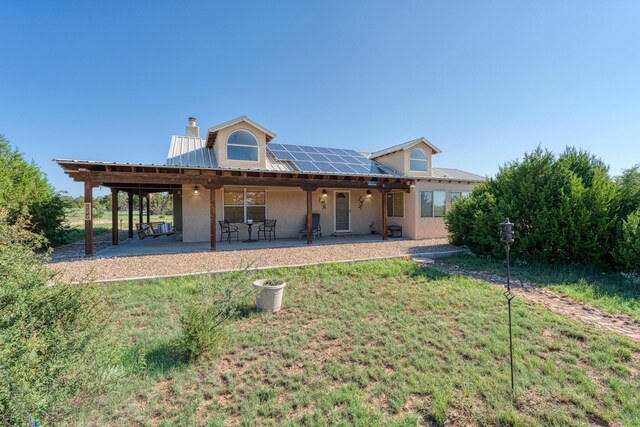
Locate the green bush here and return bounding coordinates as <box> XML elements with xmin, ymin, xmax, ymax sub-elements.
<box><xmin>613</xmin><ymin>209</ymin><xmax>640</xmax><ymax>273</ymax></box>
<box><xmin>180</xmin><ymin>272</ymin><xmax>252</xmax><ymax>361</ymax></box>
<box><xmin>0</xmin><ymin>134</ymin><xmax>68</xmax><ymax>246</ymax></box>
<box><xmin>0</xmin><ymin>212</ymin><xmax>111</xmax><ymax>425</ymax></box>
<box><xmin>446</xmin><ymin>147</ymin><xmax>619</xmax><ymax>266</ymax></box>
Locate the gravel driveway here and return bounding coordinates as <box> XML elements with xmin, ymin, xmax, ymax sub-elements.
<box><xmin>49</xmin><ymin>238</ymin><xmax>459</xmax><ymax>283</ymax></box>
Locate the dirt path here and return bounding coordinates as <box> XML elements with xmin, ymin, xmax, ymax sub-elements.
<box><xmin>431</xmin><ymin>262</ymin><xmax>640</xmax><ymax>343</ymax></box>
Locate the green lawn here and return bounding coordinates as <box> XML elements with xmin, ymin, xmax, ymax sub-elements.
<box><xmin>69</xmin><ymin>260</ymin><xmax>639</xmax><ymax>426</ymax></box>
<box><xmin>439</xmin><ymin>253</ymin><xmax>640</xmax><ymax>322</ymax></box>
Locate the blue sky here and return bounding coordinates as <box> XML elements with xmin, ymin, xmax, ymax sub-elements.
<box><xmin>1</xmin><ymin>1</ymin><xmax>639</xmax><ymax>196</ymax></box>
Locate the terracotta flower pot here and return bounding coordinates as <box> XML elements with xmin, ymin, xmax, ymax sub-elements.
<box><xmin>252</xmin><ymin>279</ymin><xmax>286</xmax><ymax>312</ymax></box>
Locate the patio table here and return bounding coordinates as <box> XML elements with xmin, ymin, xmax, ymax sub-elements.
<box><xmin>242</xmin><ymin>222</ymin><xmax>257</xmax><ymax>242</ymax></box>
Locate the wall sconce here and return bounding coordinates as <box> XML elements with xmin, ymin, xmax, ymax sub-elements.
<box><xmin>358</xmin><ymin>191</ymin><xmax>372</xmax><ymax>209</ymax></box>
<box><xmin>193</xmin><ymin>185</ymin><xmax>200</xmax><ymax>195</ymax></box>
<box><xmin>318</xmin><ymin>189</ymin><xmax>328</xmax><ymax>210</ymax></box>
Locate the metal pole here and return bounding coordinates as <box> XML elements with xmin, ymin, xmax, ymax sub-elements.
<box><xmin>505</xmin><ymin>243</ymin><xmax>515</xmax><ymax>392</ymax></box>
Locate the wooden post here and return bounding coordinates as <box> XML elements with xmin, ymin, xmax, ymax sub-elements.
<box><xmin>210</xmin><ymin>187</ymin><xmax>217</xmax><ymax>250</ymax></box>
<box><xmin>111</xmin><ymin>188</ymin><xmax>119</xmax><ymax>245</ymax></box>
<box><xmin>84</xmin><ymin>181</ymin><xmax>94</xmax><ymax>257</ymax></box>
<box><xmin>146</xmin><ymin>194</ymin><xmax>151</xmax><ymax>224</ymax></box>
<box><xmin>128</xmin><ymin>191</ymin><xmax>133</xmax><ymax>238</ymax></box>
<box><xmin>138</xmin><ymin>190</ymin><xmax>143</xmax><ymax>225</ymax></box>
<box><xmin>306</xmin><ymin>189</ymin><xmax>313</xmax><ymax>245</ymax></box>
<box><xmin>381</xmin><ymin>190</ymin><xmax>388</xmax><ymax>240</ymax></box>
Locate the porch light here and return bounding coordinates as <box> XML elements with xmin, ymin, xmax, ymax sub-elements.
<box><xmin>322</xmin><ymin>189</ymin><xmax>328</xmax><ymax>198</ymax></box>
<box><xmin>193</xmin><ymin>185</ymin><xmax>200</xmax><ymax>195</ymax></box>
<box><xmin>366</xmin><ymin>190</ymin><xmax>372</xmax><ymax>198</ymax></box>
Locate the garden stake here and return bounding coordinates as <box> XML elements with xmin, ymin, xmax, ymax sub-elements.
<box><xmin>500</xmin><ymin>218</ymin><xmax>515</xmax><ymax>393</ymax></box>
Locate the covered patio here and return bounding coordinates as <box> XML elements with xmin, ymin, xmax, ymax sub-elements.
<box><xmin>56</xmin><ymin>159</ymin><xmax>413</xmax><ymax>257</ymax></box>
<box><xmin>91</xmin><ymin>233</ymin><xmax>408</xmax><ymax>258</ymax></box>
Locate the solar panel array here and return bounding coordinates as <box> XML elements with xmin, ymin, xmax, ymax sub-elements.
<box><xmin>267</xmin><ymin>143</ymin><xmax>394</xmax><ymax>175</ymax></box>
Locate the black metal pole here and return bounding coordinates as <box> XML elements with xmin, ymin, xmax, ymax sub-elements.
<box><xmin>505</xmin><ymin>244</ymin><xmax>515</xmax><ymax>393</ymax></box>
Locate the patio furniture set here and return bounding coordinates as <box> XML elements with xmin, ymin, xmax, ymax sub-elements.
<box><xmin>218</xmin><ymin>213</ymin><xmax>324</xmax><ymax>243</ymax></box>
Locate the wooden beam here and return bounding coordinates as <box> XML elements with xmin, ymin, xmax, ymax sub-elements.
<box><xmin>146</xmin><ymin>194</ymin><xmax>150</xmax><ymax>223</ymax></box>
<box><xmin>210</xmin><ymin>187</ymin><xmax>217</xmax><ymax>250</ymax></box>
<box><xmin>138</xmin><ymin>190</ymin><xmax>143</xmax><ymax>225</ymax></box>
<box><xmin>306</xmin><ymin>190</ymin><xmax>313</xmax><ymax>245</ymax></box>
<box><xmin>128</xmin><ymin>191</ymin><xmax>133</xmax><ymax>238</ymax></box>
<box><xmin>111</xmin><ymin>188</ymin><xmax>119</xmax><ymax>245</ymax></box>
<box><xmin>66</xmin><ymin>171</ymin><xmax>412</xmax><ymax>191</ymax></box>
<box><xmin>381</xmin><ymin>190</ymin><xmax>388</xmax><ymax>241</ymax></box>
<box><xmin>84</xmin><ymin>181</ymin><xmax>94</xmax><ymax>257</ymax></box>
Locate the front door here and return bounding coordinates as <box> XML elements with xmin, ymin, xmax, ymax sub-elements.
<box><xmin>334</xmin><ymin>191</ymin><xmax>351</xmax><ymax>232</ymax></box>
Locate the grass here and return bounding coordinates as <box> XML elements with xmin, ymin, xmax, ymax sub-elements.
<box><xmin>68</xmin><ymin>259</ymin><xmax>640</xmax><ymax>426</ymax></box>
<box><xmin>439</xmin><ymin>253</ymin><xmax>640</xmax><ymax>322</ymax></box>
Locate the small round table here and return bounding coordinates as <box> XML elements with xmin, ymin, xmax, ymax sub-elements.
<box><xmin>243</xmin><ymin>222</ymin><xmax>257</xmax><ymax>242</ymax></box>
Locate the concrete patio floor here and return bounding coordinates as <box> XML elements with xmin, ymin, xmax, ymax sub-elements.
<box><xmin>95</xmin><ymin>233</ymin><xmax>405</xmax><ymax>258</ymax></box>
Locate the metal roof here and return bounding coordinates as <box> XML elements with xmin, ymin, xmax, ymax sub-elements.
<box><xmin>369</xmin><ymin>137</ymin><xmax>442</xmax><ymax>159</ymax></box>
<box><xmin>432</xmin><ymin>168</ymin><xmax>485</xmax><ymax>182</ymax></box>
<box><xmin>166</xmin><ymin>136</ymin><xmax>216</xmax><ymax>168</ymax></box>
<box><xmin>207</xmin><ymin>115</ymin><xmax>277</xmax><ymax>138</ymax></box>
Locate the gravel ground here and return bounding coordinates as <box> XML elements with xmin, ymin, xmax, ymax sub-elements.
<box><xmin>49</xmin><ymin>238</ymin><xmax>459</xmax><ymax>283</ymax></box>
<box><xmin>49</xmin><ymin>230</ymin><xmax>130</xmax><ymax>261</ymax></box>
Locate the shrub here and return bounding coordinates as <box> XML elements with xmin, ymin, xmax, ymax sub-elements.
<box><xmin>446</xmin><ymin>147</ymin><xmax>619</xmax><ymax>266</ymax></box>
<box><xmin>613</xmin><ymin>209</ymin><xmax>640</xmax><ymax>273</ymax></box>
<box><xmin>0</xmin><ymin>211</ymin><xmax>111</xmax><ymax>425</ymax></box>
<box><xmin>0</xmin><ymin>134</ymin><xmax>69</xmax><ymax>246</ymax></box>
<box><xmin>179</xmin><ymin>272</ymin><xmax>252</xmax><ymax>361</ymax></box>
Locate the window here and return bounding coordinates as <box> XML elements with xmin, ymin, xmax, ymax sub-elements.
<box><xmin>223</xmin><ymin>188</ymin><xmax>266</xmax><ymax>222</ymax></box>
<box><xmin>386</xmin><ymin>192</ymin><xmax>404</xmax><ymax>217</ymax></box>
<box><xmin>227</xmin><ymin>130</ymin><xmax>259</xmax><ymax>161</ymax></box>
<box><xmin>421</xmin><ymin>191</ymin><xmax>446</xmax><ymax>217</ymax></box>
<box><xmin>409</xmin><ymin>148</ymin><xmax>428</xmax><ymax>172</ymax></box>
<box><xmin>451</xmin><ymin>191</ymin><xmax>472</xmax><ymax>204</ymax></box>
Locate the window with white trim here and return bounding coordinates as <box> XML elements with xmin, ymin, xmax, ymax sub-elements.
<box><xmin>421</xmin><ymin>191</ymin><xmax>446</xmax><ymax>217</ymax></box>
<box><xmin>223</xmin><ymin>188</ymin><xmax>266</xmax><ymax>222</ymax></box>
<box><xmin>409</xmin><ymin>148</ymin><xmax>428</xmax><ymax>172</ymax></box>
<box><xmin>227</xmin><ymin>130</ymin><xmax>259</xmax><ymax>161</ymax></box>
<box><xmin>386</xmin><ymin>192</ymin><xmax>404</xmax><ymax>217</ymax></box>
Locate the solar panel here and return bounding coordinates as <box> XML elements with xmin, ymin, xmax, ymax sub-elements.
<box><xmin>270</xmin><ymin>150</ymin><xmax>296</xmax><ymax>161</ymax></box>
<box><xmin>294</xmin><ymin>160</ymin><xmax>321</xmax><ymax>172</ymax></box>
<box><xmin>289</xmin><ymin>152</ymin><xmax>313</xmax><ymax>161</ymax></box>
<box><xmin>267</xmin><ymin>143</ymin><xmax>396</xmax><ymax>176</ymax></box>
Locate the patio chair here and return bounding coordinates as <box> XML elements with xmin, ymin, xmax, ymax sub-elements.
<box><xmin>298</xmin><ymin>213</ymin><xmax>322</xmax><ymax>240</ymax></box>
<box><xmin>258</xmin><ymin>219</ymin><xmax>277</xmax><ymax>241</ymax></box>
<box><xmin>136</xmin><ymin>223</ymin><xmax>175</xmax><ymax>240</ymax></box>
<box><xmin>219</xmin><ymin>220</ymin><xmax>239</xmax><ymax>243</ymax></box>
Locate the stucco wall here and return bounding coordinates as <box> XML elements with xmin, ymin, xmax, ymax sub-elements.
<box><xmin>373</xmin><ymin>141</ymin><xmax>434</xmax><ymax>177</ymax></box>
<box><xmin>409</xmin><ymin>181</ymin><xmax>477</xmax><ymax>239</ymax></box>
<box><xmin>172</xmin><ymin>190</ymin><xmax>183</xmax><ymax>232</ymax></box>
<box><xmin>213</xmin><ymin>121</ymin><xmax>268</xmax><ymax>170</ymax></box>
<box><xmin>181</xmin><ymin>186</ymin><xmax>388</xmax><ymax>242</ymax></box>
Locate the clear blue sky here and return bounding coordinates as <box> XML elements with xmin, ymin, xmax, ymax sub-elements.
<box><xmin>1</xmin><ymin>1</ymin><xmax>639</xmax><ymax>196</ymax></box>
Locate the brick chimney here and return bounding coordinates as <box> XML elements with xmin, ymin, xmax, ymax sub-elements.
<box><xmin>186</xmin><ymin>117</ymin><xmax>199</xmax><ymax>138</ymax></box>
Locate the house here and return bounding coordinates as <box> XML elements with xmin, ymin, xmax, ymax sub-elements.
<box><xmin>56</xmin><ymin>116</ymin><xmax>484</xmax><ymax>256</ymax></box>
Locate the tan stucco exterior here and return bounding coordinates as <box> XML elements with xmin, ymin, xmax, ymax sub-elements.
<box><xmin>373</xmin><ymin>141</ymin><xmax>435</xmax><ymax>177</ymax></box>
<box><xmin>213</xmin><ymin>121</ymin><xmax>269</xmax><ymax>170</ymax></box>
<box><xmin>176</xmin><ymin>117</ymin><xmax>482</xmax><ymax>244</ymax></box>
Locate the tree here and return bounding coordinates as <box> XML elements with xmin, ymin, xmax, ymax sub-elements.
<box><xmin>0</xmin><ymin>134</ymin><xmax>68</xmax><ymax>246</ymax></box>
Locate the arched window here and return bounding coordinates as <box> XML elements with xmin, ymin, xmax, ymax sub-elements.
<box><xmin>409</xmin><ymin>148</ymin><xmax>428</xmax><ymax>172</ymax></box>
<box><xmin>227</xmin><ymin>130</ymin><xmax>259</xmax><ymax>161</ymax></box>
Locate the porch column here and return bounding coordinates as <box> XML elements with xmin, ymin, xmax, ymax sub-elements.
<box><xmin>128</xmin><ymin>191</ymin><xmax>133</xmax><ymax>238</ymax></box>
<box><xmin>381</xmin><ymin>190</ymin><xmax>388</xmax><ymax>240</ymax></box>
<box><xmin>138</xmin><ymin>190</ymin><xmax>143</xmax><ymax>225</ymax></box>
<box><xmin>111</xmin><ymin>188</ymin><xmax>119</xmax><ymax>245</ymax></box>
<box><xmin>306</xmin><ymin>189</ymin><xmax>313</xmax><ymax>245</ymax></box>
<box><xmin>146</xmin><ymin>194</ymin><xmax>151</xmax><ymax>224</ymax></box>
<box><xmin>84</xmin><ymin>181</ymin><xmax>94</xmax><ymax>257</ymax></box>
<box><xmin>209</xmin><ymin>187</ymin><xmax>217</xmax><ymax>251</ymax></box>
